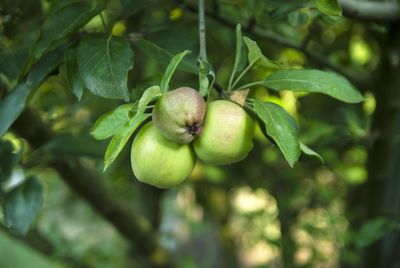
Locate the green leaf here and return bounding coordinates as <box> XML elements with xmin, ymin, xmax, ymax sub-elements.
<box><xmin>77</xmin><ymin>34</ymin><xmax>133</xmax><ymax>100</ymax></box>
<box><xmin>198</xmin><ymin>59</ymin><xmax>215</xmax><ymax>97</ymax></box>
<box><xmin>355</xmin><ymin>217</ymin><xmax>394</xmax><ymax>248</ymax></box>
<box><xmin>243</xmin><ymin>37</ymin><xmax>280</xmax><ymax>70</ymax></box>
<box><xmin>137</xmin><ymin>86</ymin><xmax>161</xmax><ymax>114</ymax></box>
<box><xmin>231</xmin><ymin>37</ymin><xmax>280</xmax><ymax>90</ymax></box>
<box><xmin>91</xmin><ymin>103</ymin><xmax>138</xmax><ymax>140</ymax></box>
<box><xmin>288</xmin><ymin>11</ymin><xmax>309</xmax><ymax>27</ymax></box>
<box><xmin>300</xmin><ymin>142</ymin><xmax>324</xmax><ymax>163</ymax></box>
<box><xmin>160</xmin><ymin>50</ymin><xmax>191</xmax><ymax>93</ymax></box>
<box><xmin>4</xmin><ymin>177</ymin><xmax>43</xmax><ymax>235</ymax></box>
<box><xmin>0</xmin><ymin>83</ymin><xmax>32</xmax><ymax>139</ymax></box>
<box><xmin>262</xmin><ymin>69</ymin><xmax>364</xmax><ymax>103</ymax></box>
<box><xmin>254</xmin><ymin>101</ymin><xmax>300</xmax><ymax>167</ymax></box>
<box><xmin>34</xmin><ymin>2</ymin><xmax>104</xmax><ymax>58</ymax></box>
<box><xmin>0</xmin><ymin>84</ymin><xmax>30</xmax><ymax>139</ymax></box>
<box><xmin>65</xmin><ymin>48</ymin><xmax>84</xmax><ymax>100</ymax></box>
<box><xmin>228</xmin><ymin>24</ymin><xmax>243</xmax><ymax>91</ymax></box>
<box><xmin>135</xmin><ymin>39</ymin><xmax>198</xmax><ymax>74</ymax></box>
<box><xmin>104</xmin><ymin>113</ymin><xmax>151</xmax><ymax>171</ymax></box>
<box><xmin>0</xmin><ymin>140</ymin><xmax>22</xmax><ymax>183</ymax></box>
<box><xmin>17</xmin><ymin>31</ymin><xmax>41</xmax><ymax>81</ymax></box>
<box><xmin>0</xmin><ymin>46</ymin><xmax>65</xmax><ymax>137</ymax></box>
<box><xmin>315</xmin><ymin>0</ymin><xmax>342</xmax><ymax>16</ymax></box>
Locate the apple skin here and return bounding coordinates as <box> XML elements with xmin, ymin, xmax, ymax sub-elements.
<box><xmin>130</xmin><ymin>122</ymin><xmax>196</xmax><ymax>188</ymax></box>
<box><xmin>193</xmin><ymin>100</ymin><xmax>254</xmax><ymax>165</ymax></box>
<box><xmin>152</xmin><ymin>87</ymin><xmax>206</xmax><ymax>144</ymax></box>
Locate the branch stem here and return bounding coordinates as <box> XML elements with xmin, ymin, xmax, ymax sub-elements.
<box><xmin>198</xmin><ymin>0</ymin><xmax>208</xmax><ymax>62</ymax></box>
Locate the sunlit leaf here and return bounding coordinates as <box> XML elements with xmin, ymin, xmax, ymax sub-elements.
<box><xmin>160</xmin><ymin>50</ymin><xmax>191</xmax><ymax>93</ymax></box>
<box><xmin>91</xmin><ymin>103</ymin><xmax>138</xmax><ymax>140</ymax></box>
<box><xmin>254</xmin><ymin>101</ymin><xmax>300</xmax><ymax>167</ymax></box>
<box><xmin>104</xmin><ymin>113</ymin><xmax>150</xmax><ymax>171</ymax></box>
<box><xmin>4</xmin><ymin>177</ymin><xmax>43</xmax><ymax>235</ymax></box>
<box><xmin>243</xmin><ymin>36</ymin><xmax>280</xmax><ymax>70</ymax></box>
<box><xmin>259</xmin><ymin>69</ymin><xmax>364</xmax><ymax>103</ymax></box>
<box><xmin>137</xmin><ymin>86</ymin><xmax>161</xmax><ymax>114</ymax></box>
<box><xmin>300</xmin><ymin>142</ymin><xmax>324</xmax><ymax>163</ymax></box>
<box><xmin>77</xmin><ymin>34</ymin><xmax>133</xmax><ymax>100</ymax></box>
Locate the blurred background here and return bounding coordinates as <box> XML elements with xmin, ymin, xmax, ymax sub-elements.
<box><xmin>1</xmin><ymin>0</ymin><xmax>400</xmax><ymax>267</ymax></box>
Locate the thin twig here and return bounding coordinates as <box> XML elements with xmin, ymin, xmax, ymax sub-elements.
<box><xmin>213</xmin><ymin>81</ymin><xmax>224</xmax><ymax>95</ymax></box>
<box><xmin>198</xmin><ymin>0</ymin><xmax>208</xmax><ymax>62</ymax></box>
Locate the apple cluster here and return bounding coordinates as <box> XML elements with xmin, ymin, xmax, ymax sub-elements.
<box><xmin>130</xmin><ymin>87</ymin><xmax>254</xmax><ymax>188</ymax></box>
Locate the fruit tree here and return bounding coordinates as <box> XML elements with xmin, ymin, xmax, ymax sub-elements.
<box><xmin>0</xmin><ymin>0</ymin><xmax>399</xmax><ymax>267</ymax></box>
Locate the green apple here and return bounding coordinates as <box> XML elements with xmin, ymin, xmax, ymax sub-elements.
<box><xmin>193</xmin><ymin>100</ymin><xmax>254</xmax><ymax>165</ymax></box>
<box><xmin>152</xmin><ymin>87</ymin><xmax>206</xmax><ymax>144</ymax></box>
<box><xmin>130</xmin><ymin>122</ymin><xmax>196</xmax><ymax>188</ymax></box>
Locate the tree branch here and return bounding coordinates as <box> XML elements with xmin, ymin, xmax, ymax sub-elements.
<box><xmin>339</xmin><ymin>0</ymin><xmax>400</xmax><ymax>22</ymax></box>
<box><xmin>198</xmin><ymin>0</ymin><xmax>208</xmax><ymax>62</ymax></box>
<box><xmin>11</xmin><ymin>108</ymin><xmax>174</xmax><ymax>267</ymax></box>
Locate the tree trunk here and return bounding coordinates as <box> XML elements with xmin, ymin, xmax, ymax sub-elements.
<box><xmin>364</xmin><ymin>22</ymin><xmax>400</xmax><ymax>268</ymax></box>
